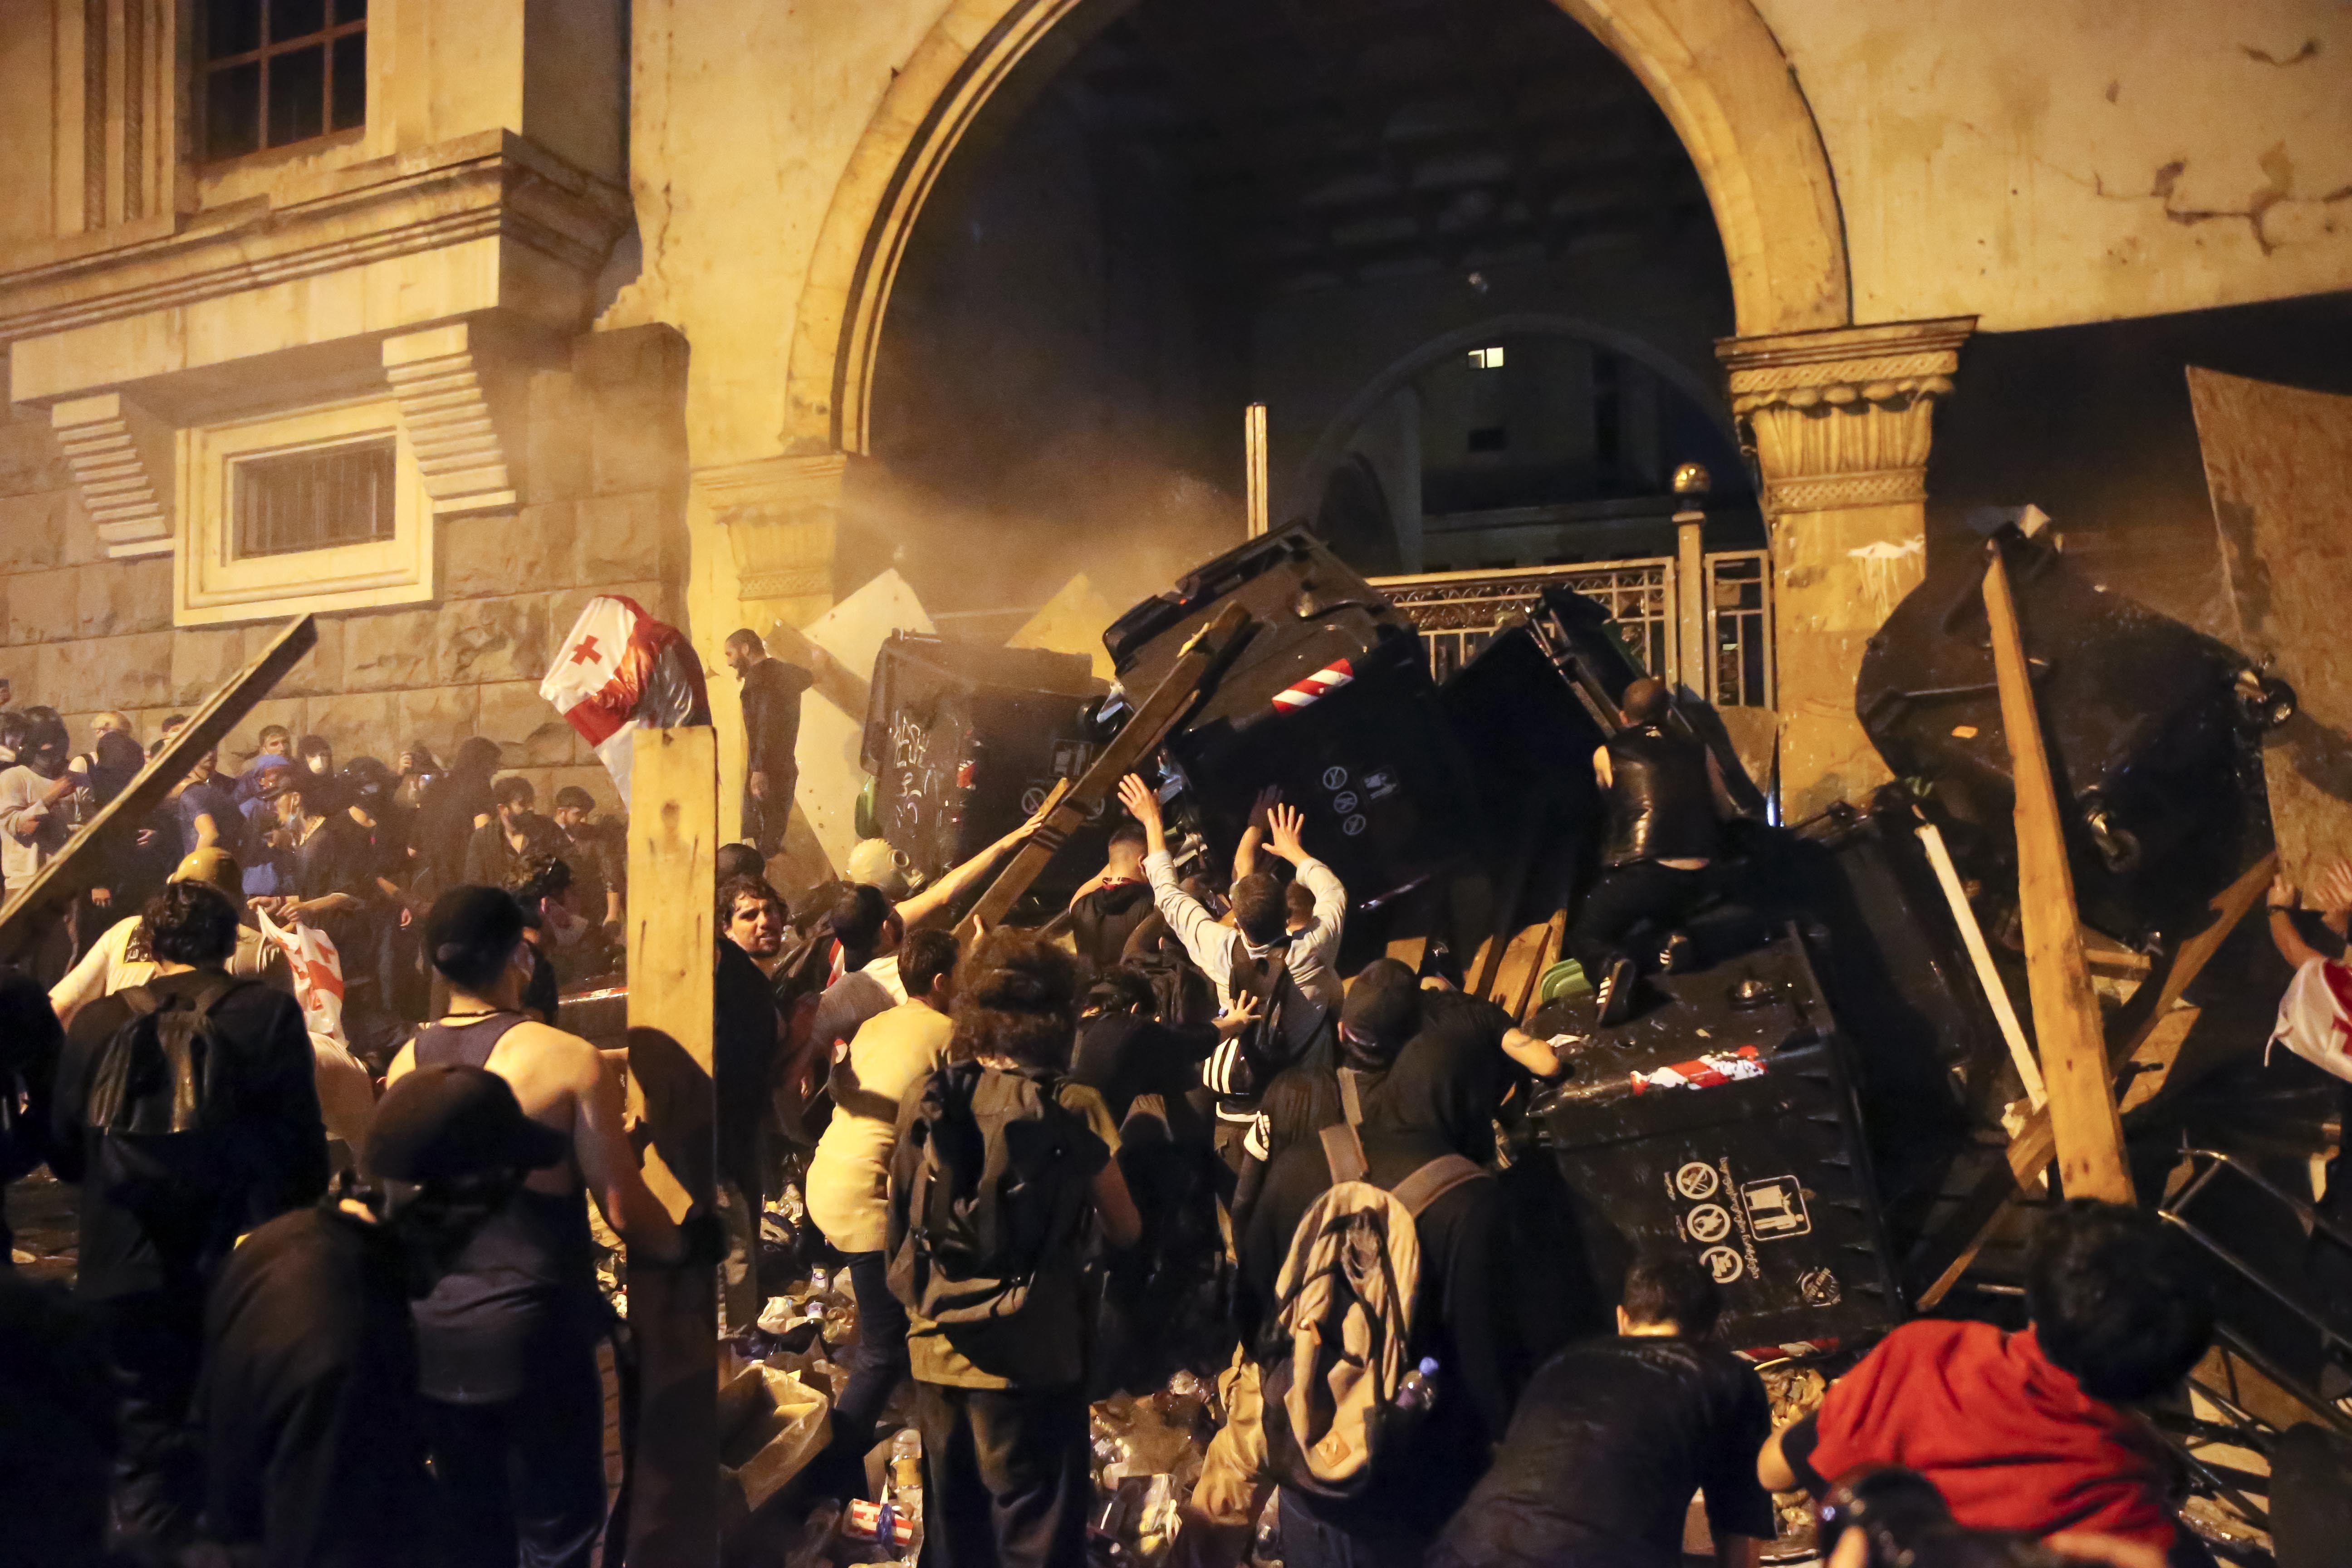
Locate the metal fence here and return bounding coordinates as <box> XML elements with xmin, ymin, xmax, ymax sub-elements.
<box><xmin>1373</xmin><ymin>551</ymin><xmax>1773</xmax><ymax>708</ymax></box>
<box><xmin>1705</xmin><ymin>550</ymin><xmax>1773</xmax><ymax>709</ymax></box>
<box><xmin>1371</xmin><ymin>559</ymin><xmax>1677</xmax><ymax>686</ymax></box>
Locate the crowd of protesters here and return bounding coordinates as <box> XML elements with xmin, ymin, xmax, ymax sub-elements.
<box><xmin>0</xmin><ymin>666</ymin><xmax>2301</xmax><ymax>1568</ymax></box>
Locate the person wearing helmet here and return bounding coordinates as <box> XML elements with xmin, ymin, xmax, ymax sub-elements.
<box><xmin>48</xmin><ymin>849</ymin><xmax>285</xmax><ymax>1030</ymax></box>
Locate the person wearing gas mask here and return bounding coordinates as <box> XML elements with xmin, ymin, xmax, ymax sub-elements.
<box><xmin>196</xmin><ymin>1063</ymin><xmax>573</xmax><ymax>1568</ymax></box>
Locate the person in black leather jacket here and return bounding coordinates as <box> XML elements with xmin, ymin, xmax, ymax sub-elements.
<box><xmin>1568</xmin><ymin>678</ymin><xmax>1740</xmax><ymax>1025</ymax></box>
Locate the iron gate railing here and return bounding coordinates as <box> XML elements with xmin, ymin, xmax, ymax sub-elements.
<box><xmin>1373</xmin><ymin>552</ymin><xmax>1773</xmax><ymax>706</ymax></box>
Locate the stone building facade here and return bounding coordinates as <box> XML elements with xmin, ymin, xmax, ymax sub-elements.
<box><xmin>0</xmin><ymin>0</ymin><xmax>2346</xmax><ymax>834</ymax></box>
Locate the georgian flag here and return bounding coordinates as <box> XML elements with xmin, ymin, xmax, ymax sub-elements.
<box><xmin>2269</xmin><ymin>957</ymin><xmax>2352</xmax><ymax>1084</ymax></box>
<box><xmin>255</xmin><ymin>906</ymin><xmax>346</xmax><ymax>1046</ymax></box>
<box><xmin>542</xmin><ymin>595</ymin><xmax>712</xmax><ymax>799</ymax></box>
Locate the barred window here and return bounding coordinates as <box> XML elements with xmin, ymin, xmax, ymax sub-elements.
<box><xmin>231</xmin><ymin>438</ymin><xmax>397</xmax><ymax>559</ymax></box>
<box><xmin>201</xmin><ymin>0</ymin><xmax>368</xmax><ymax>162</ymax></box>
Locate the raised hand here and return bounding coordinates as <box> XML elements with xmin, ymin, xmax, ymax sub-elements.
<box><xmin>1116</xmin><ymin>774</ymin><xmax>1164</xmax><ymax>837</ymax></box>
<box><xmin>1266</xmin><ymin>802</ymin><xmax>1308</xmax><ymax>863</ymax></box>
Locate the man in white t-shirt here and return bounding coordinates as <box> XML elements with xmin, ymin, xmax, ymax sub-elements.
<box><xmin>49</xmin><ymin>849</ymin><xmax>284</xmax><ymax>1029</ymax></box>
<box><xmin>804</xmin><ymin>927</ymin><xmax>959</xmax><ymax>1458</ymax></box>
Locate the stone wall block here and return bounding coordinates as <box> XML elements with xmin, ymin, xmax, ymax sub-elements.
<box><xmin>396</xmin><ymin>686</ymin><xmax>482</xmax><ymax>764</ymax></box>
<box><xmin>574</xmin><ymin>491</ymin><xmax>672</xmax><ymax>587</ymax></box>
<box><xmin>59</xmin><ymin>490</ymin><xmax>104</xmax><ymax>567</ymax></box>
<box><xmin>444</xmin><ymin>504</ymin><xmax>578</xmax><ymax>599</ymax></box>
<box><xmin>546</xmin><ymin>762</ymin><xmax>623</xmax><ymax>818</ymax></box>
<box><xmin>75</xmin><ymin>558</ymin><xmax>173</xmax><ymax>639</ymax></box>
<box><xmin>11</xmin><ymin>567</ymin><xmax>83</xmax><ymax>645</ymax></box>
<box><xmin>305</xmin><ymin>691</ymin><xmax>402</xmax><ymax>759</ymax></box>
<box><xmin>0</xmin><ymin>645</ymin><xmax>36</xmax><ymax>707</ymax></box>
<box><xmin>580</xmin><ymin>326</ymin><xmax>689</xmax><ymax>498</ymax></box>
<box><xmin>524</xmin><ymin>370</ymin><xmax>591</xmax><ymax>505</ymax></box>
<box><xmin>343</xmin><ymin>608</ymin><xmax>440</xmax><ymax>691</ymax></box>
<box><xmin>169</xmin><ymin>627</ymin><xmax>249</xmax><ymax>706</ymax></box>
<box><xmin>478</xmin><ymin>679</ymin><xmax>579</xmax><ymax>767</ymax></box>
<box><xmin>0</xmin><ymin>420</ymin><xmax>70</xmax><ymax>494</ymax></box>
<box><xmin>267</xmin><ymin>616</ymin><xmax>347</xmax><ymax>698</ymax></box>
<box><xmin>0</xmin><ymin>490</ymin><xmax>69</xmax><ymax>573</ymax></box>
<box><xmin>228</xmin><ymin>698</ymin><xmax>310</xmax><ymax>764</ymax></box>
<box><xmin>44</xmin><ymin>632</ymin><xmax>174</xmax><ymax>711</ymax></box>
<box><xmin>439</xmin><ymin>595</ymin><xmax>551</xmax><ymax>686</ymax></box>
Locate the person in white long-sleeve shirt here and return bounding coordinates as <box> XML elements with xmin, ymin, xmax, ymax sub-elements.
<box><xmin>1115</xmin><ymin>774</ymin><xmax>1347</xmax><ymax>1169</ymax></box>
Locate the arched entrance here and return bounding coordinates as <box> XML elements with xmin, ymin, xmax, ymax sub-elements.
<box><xmin>782</xmin><ymin>0</ymin><xmax>1850</xmax><ymax>461</ymax></box>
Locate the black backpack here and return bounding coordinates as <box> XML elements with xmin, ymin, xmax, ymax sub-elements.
<box><xmin>886</xmin><ymin>1059</ymin><xmax>1096</xmax><ymax>1326</ymax></box>
<box><xmin>84</xmin><ymin>981</ymin><xmax>255</xmax><ymax>1259</ymax></box>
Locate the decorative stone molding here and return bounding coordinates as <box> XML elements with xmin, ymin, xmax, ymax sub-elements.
<box><xmin>693</xmin><ymin>455</ymin><xmax>847</xmax><ymax>603</ymax></box>
<box><xmin>1</xmin><ymin>131</ymin><xmax>631</xmax><ymax>408</ymax></box>
<box><xmin>383</xmin><ymin>322</ymin><xmax>528</xmax><ymax>517</ymax></box>
<box><xmin>1716</xmin><ymin>318</ymin><xmax>1975</xmax><ymax>515</ymax></box>
<box><xmin>51</xmin><ymin>390</ymin><xmax>173</xmax><ymax>558</ymax></box>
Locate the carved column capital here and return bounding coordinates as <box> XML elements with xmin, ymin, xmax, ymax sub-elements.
<box><xmin>692</xmin><ymin>453</ymin><xmax>847</xmax><ymax>605</ymax></box>
<box><xmin>1716</xmin><ymin>317</ymin><xmax>1975</xmax><ymax>514</ymax></box>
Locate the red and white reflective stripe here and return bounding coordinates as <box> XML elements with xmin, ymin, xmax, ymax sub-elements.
<box><xmin>1734</xmin><ymin>1337</ymin><xmax>1839</xmax><ymax>1363</ymax></box>
<box><xmin>1271</xmin><ymin>658</ymin><xmax>1355</xmax><ymax>712</ymax></box>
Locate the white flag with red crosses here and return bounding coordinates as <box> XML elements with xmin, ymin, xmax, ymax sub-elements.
<box><xmin>541</xmin><ymin>594</ymin><xmax>711</xmax><ymax>799</ymax></box>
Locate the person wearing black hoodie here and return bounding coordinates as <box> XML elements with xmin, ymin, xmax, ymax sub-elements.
<box><xmin>1237</xmin><ymin>1018</ymin><xmax>1526</xmax><ymax>1568</ymax></box>
<box><xmin>1063</xmin><ymin>819</ymin><xmax>1157</xmax><ymax>974</ymax></box>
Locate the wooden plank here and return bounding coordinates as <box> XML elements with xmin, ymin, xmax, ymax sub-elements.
<box><xmin>1911</xmin><ymin>853</ymin><xmax>2272</xmax><ymax>1306</ymax></box>
<box><xmin>2191</xmin><ymin>368</ymin><xmax>2352</xmax><ymax>891</ymax></box>
<box><xmin>1984</xmin><ymin>543</ymin><xmax>2133</xmax><ymax>1204</ymax></box>
<box><xmin>0</xmin><ymin>614</ymin><xmax>316</xmax><ymax>952</ymax></box>
<box><xmin>623</xmin><ymin>725</ymin><xmax>717</xmax><ymax>1568</ymax></box>
<box><xmin>1514</xmin><ymin>909</ymin><xmax>1568</xmax><ymax>1023</ymax></box>
<box><xmin>1471</xmin><ymin>805</ymin><xmax>1549</xmax><ymax>1000</ymax></box>
<box><xmin>957</xmin><ymin>602</ymin><xmax>1252</xmax><ymax>940</ymax></box>
<box><xmin>1486</xmin><ymin>918</ymin><xmax>1551</xmax><ymax>1014</ymax></box>
<box><xmin>1245</xmin><ymin>402</ymin><xmax>1270</xmax><ymax>538</ymax></box>
<box><xmin>1916</xmin><ymin>818</ymin><xmax>2043</xmax><ymax>1108</ymax></box>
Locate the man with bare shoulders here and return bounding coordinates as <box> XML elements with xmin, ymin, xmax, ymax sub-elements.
<box><xmin>385</xmin><ymin>887</ymin><xmax>688</xmax><ymax>1568</ymax></box>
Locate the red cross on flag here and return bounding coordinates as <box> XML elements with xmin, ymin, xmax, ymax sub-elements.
<box><xmin>2268</xmin><ymin>956</ymin><xmax>2352</xmax><ymax>1084</ymax></box>
<box><xmin>541</xmin><ymin>595</ymin><xmax>712</xmax><ymax>799</ymax></box>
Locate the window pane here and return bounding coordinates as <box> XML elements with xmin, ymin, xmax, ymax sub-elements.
<box><xmin>205</xmin><ymin>62</ymin><xmax>264</xmax><ymax>160</ymax></box>
<box><xmin>207</xmin><ymin>0</ymin><xmax>262</xmax><ymax>60</ymax></box>
<box><xmin>336</xmin><ymin>0</ymin><xmax>368</xmax><ymax>20</ymax></box>
<box><xmin>267</xmin><ymin>44</ymin><xmax>326</xmax><ymax>147</ymax></box>
<box><xmin>330</xmin><ymin>33</ymin><xmax>366</xmax><ymax>130</ymax></box>
<box><xmin>270</xmin><ymin>0</ymin><xmax>328</xmax><ymax>41</ymax></box>
<box><xmin>233</xmin><ymin>440</ymin><xmax>397</xmax><ymax>559</ymax></box>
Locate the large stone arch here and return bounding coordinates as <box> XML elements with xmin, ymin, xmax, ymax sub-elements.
<box><xmin>780</xmin><ymin>0</ymin><xmax>1851</xmax><ymax>459</ymax></box>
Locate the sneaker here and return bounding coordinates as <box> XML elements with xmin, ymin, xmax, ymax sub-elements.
<box><xmin>1657</xmin><ymin>931</ymin><xmax>1695</xmax><ymax>974</ymax></box>
<box><xmin>1595</xmin><ymin>956</ymin><xmax>1638</xmax><ymax>1026</ymax></box>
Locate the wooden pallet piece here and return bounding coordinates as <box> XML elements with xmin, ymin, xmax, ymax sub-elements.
<box><xmin>958</xmin><ymin>601</ymin><xmax>1252</xmax><ymax>940</ymax></box>
<box><xmin>624</xmin><ymin>726</ymin><xmax>719</xmax><ymax>1566</ymax></box>
<box><xmin>1911</xmin><ymin>852</ymin><xmax>2275</xmax><ymax>1307</ymax></box>
<box><xmin>1984</xmin><ymin>540</ymin><xmax>2133</xmax><ymax>1205</ymax></box>
<box><xmin>0</xmin><ymin>613</ymin><xmax>316</xmax><ymax>953</ymax></box>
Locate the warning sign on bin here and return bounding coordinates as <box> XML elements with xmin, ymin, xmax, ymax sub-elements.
<box><xmin>1740</xmin><ymin>1175</ymin><xmax>1811</xmax><ymax>1239</ymax></box>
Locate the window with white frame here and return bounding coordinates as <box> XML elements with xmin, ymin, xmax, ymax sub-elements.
<box><xmin>1466</xmin><ymin>345</ymin><xmax>1505</xmax><ymax>370</ymax></box>
<box><xmin>176</xmin><ymin>399</ymin><xmax>434</xmax><ymax>626</ymax></box>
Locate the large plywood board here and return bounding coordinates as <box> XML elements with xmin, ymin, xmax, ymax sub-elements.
<box><xmin>2191</xmin><ymin>368</ymin><xmax>2352</xmax><ymax>888</ymax></box>
<box><xmin>1009</xmin><ymin>573</ymin><xmax>1118</xmax><ymax>679</ymax></box>
<box><xmin>780</xmin><ymin>569</ymin><xmax>933</xmax><ymax>871</ymax></box>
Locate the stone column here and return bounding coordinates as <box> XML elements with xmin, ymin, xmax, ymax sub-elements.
<box><xmin>1716</xmin><ymin>317</ymin><xmax>1974</xmax><ymax>822</ymax></box>
<box><xmin>688</xmin><ymin>453</ymin><xmax>845</xmax><ymax>843</ymax></box>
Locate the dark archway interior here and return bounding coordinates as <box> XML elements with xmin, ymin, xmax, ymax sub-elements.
<box><xmin>851</xmin><ymin>0</ymin><xmax>1751</xmax><ymax>634</ymax></box>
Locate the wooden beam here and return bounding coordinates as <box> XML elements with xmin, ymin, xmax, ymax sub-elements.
<box><xmin>1984</xmin><ymin>543</ymin><xmax>2133</xmax><ymax>1204</ymax></box>
<box><xmin>1245</xmin><ymin>403</ymin><xmax>1270</xmax><ymax>538</ymax></box>
<box><xmin>623</xmin><ymin>725</ymin><xmax>717</xmax><ymax>1567</ymax></box>
<box><xmin>0</xmin><ymin>614</ymin><xmax>315</xmax><ymax>953</ymax></box>
<box><xmin>958</xmin><ymin>602</ymin><xmax>1253</xmax><ymax>940</ymax></box>
<box><xmin>1911</xmin><ymin>851</ymin><xmax>2275</xmax><ymax>1307</ymax></box>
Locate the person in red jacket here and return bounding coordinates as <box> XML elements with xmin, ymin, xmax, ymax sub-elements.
<box><xmin>1759</xmin><ymin>1200</ymin><xmax>2214</xmax><ymax>1566</ymax></box>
